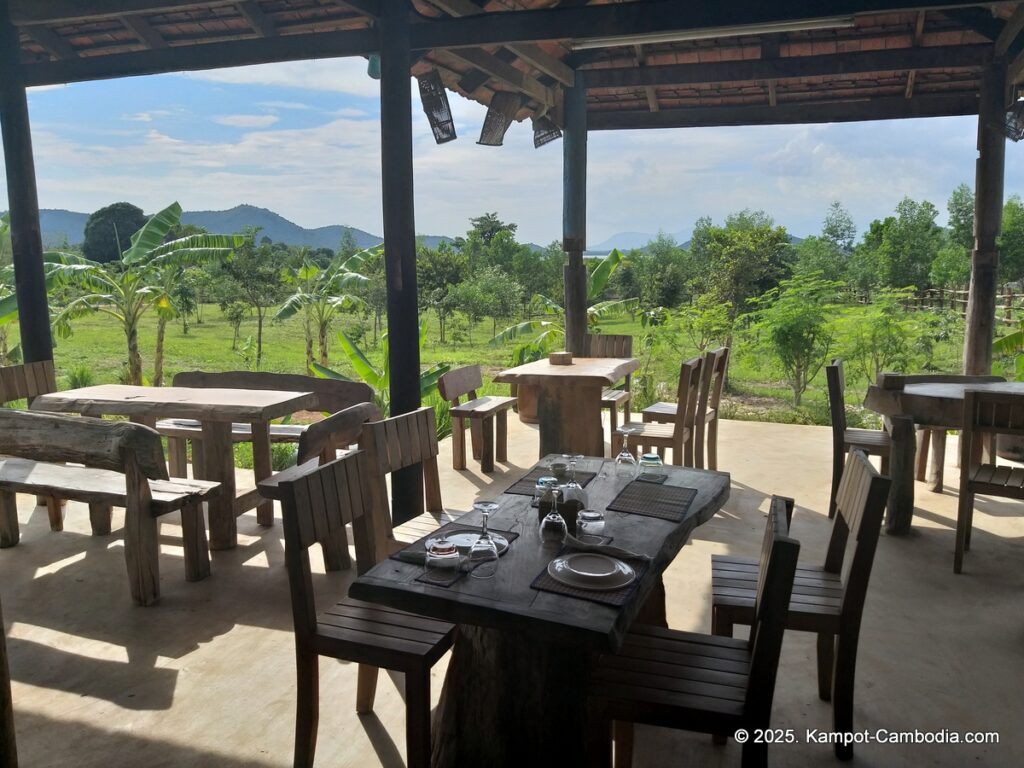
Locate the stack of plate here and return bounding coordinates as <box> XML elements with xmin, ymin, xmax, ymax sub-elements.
<box><xmin>547</xmin><ymin>553</ymin><xmax>635</xmax><ymax>591</ymax></box>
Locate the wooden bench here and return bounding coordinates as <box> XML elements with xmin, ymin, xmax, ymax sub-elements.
<box><xmin>0</xmin><ymin>360</ymin><xmax>64</xmax><ymax>530</ymax></box>
<box><xmin>155</xmin><ymin>371</ymin><xmax>372</xmax><ymax>476</ymax></box>
<box><xmin>584</xmin><ymin>333</ymin><xmax>633</xmax><ymax>437</ymax></box>
<box><xmin>0</xmin><ymin>410</ymin><xmax>219</xmax><ymax>606</ymax></box>
<box><xmin>438</xmin><ymin>366</ymin><xmax>516</xmax><ymax>473</ymax></box>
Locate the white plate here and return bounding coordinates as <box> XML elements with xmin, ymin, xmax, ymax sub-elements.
<box><xmin>425</xmin><ymin>530</ymin><xmax>509</xmax><ymax>556</ymax></box>
<box><xmin>547</xmin><ymin>553</ymin><xmax>635</xmax><ymax>591</ymax></box>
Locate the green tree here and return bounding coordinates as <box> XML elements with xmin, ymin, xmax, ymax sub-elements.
<box><xmin>930</xmin><ymin>243</ymin><xmax>970</xmax><ymax>289</ymax></box>
<box><xmin>749</xmin><ymin>272</ymin><xmax>840</xmax><ymax>405</ymax></box>
<box><xmin>454</xmin><ymin>265</ymin><xmax>523</xmax><ymax>337</ymax></box>
<box><xmin>417</xmin><ymin>242</ymin><xmax>466</xmax><ymax>343</ymax></box>
<box><xmin>872</xmin><ymin>197</ymin><xmax>944</xmax><ymax>290</ymax></box>
<box><xmin>677</xmin><ymin>294</ymin><xmax>732</xmax><ymax>352</ymax></box>
<box><xmin>822</xmin><ymin>201</ymin><xmax>857</xmax><ymax>254</ymax></box>
<box><xmin>52</xmin><ymin>202</ymin><xmax>244</xmax><ymax>384</ymax></box>
<box><xmin>337</xmin><ymin>228</ymin><xmax>360</xmax><ymax>259</ymax></box>
<box><xmin>999</xmin><ymin>195</ymin><xmax>1024</xmax><ymax>283</ymax></box>
<box><xmin>216</xmin><ymin>232</ymin><xmax>286</xmax><ymax>370</ymax></box>
<box><xmin>82</xmin><ymin>202</ymin><xmax>148</xmax><ymax>263</ymax></box>
<box><xmin>221</xmin><ymin>300</ymin><xmax>249</xmax><ymax>350</ymax></box>
<box><xmin>838</xmin><ymin>287</ymin><xmax>923</xmax><ymax>385</ymax></box>
<box><xmin>793</xmin><ymin>235</ymin><xmax>846</xmax><ymax>280</ymax></box>
<box><xmin>947</xmin><ymin>182</ymin><xmax>975</xmax><ymax>252</ymax></box>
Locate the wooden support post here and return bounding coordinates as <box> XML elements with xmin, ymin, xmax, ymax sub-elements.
<box><xmin>886</xmin><ymin>416</ymin><xmax>916</xmax><ymax>535</ymax></box>
<box><xmin>563</xmin><ymin>73</ymin><xmax>588</xmax><ymax>357</ymax></box>
<box><xmin>380</xmin><ymin>2</ymin><xmax>423</xmax><ymax>525</ymax></box>
<box><xmin>0</xmin><ymin>0</ymin><xmax>53</xmax><ymax>365</ymax></box>
<box><xmin>964</xmin><ymin>58</ymin><xmax>1007</xmax><ymax>375</ymax></box>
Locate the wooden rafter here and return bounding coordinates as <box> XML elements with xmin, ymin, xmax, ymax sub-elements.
<box><xmin>633</xmin><ymin>44</ymin><xmax>659</xmax><ymax>112</ymax></box>
<box><xmin>121</xmin><ymin>14</ymin><xmax>168</xmax><ymax>49</ymax></box>
<box><xmin>905</xmin><ymin>10</ymin><xmax>926</xmax><ymax>99</ymax></box>
<box><xmin>237</xmin><ymin>1</ymin><xmax>276</xmax><ymax>38</ymax></box>
<box><xmin>24</xmin><ymin>25</ymin><xmax>78</xmax><ymax>60</ymax></box>
<box><xmin>446</xmin><ymin>47</ymin><xmax>555</xmax><ymax>106</ymax></box>
<box><xmin>996</xmin><ymin>5</ymin><xmax>1024</xmax><ymax>56</ymax></box>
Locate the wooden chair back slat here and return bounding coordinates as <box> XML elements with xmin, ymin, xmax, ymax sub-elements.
<box><xmin>696</xmin><ymin>347</ymin><xmax>727</xmax><ymax>424</ymax></box>
<box><xmin>171</xmin><ymin>370</ymin><xmax>372</xmax><ymax>413</ymax></box>
<box><xmin>438</xmin><ymin>365</ymin><xmax>483</xmax><ymax>403</ymax></box>
<box><xmin>673</xmin><ymin>356</ymin><xmax>703</xmax><ymax>431</ymax></box>
<box><xmin>297</xmin><ymin>402</ymin><xmax>381</xmax><ymax>465</ymax></box>
<box><xmin>744</xmin><ymin>496</ymin><xmax>800</xmax><ymax>723</ymax></box>
<box><xmin>0</xmin><ymin>360</ymin><xmax>56</xmax><ymax>404</ymax></box>
<box><xmin>584</xmin><ymin>333</ymin><xmax>632</xmax><ymax>359</ymax></box>
<box><xmin>0</xmin><ymin>409</ymin><xmax>168</xmax><ymax>480</ymax></box>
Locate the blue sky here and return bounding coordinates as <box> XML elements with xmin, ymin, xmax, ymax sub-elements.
<box><xmin>2</xmin><ymin>57</ymin><xmax>1023</xmax><ymax>246</ymax></box>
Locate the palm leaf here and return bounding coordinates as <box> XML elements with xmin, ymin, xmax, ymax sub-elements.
<box><xmin>146</xmin><ymin>233</ymin><xmax>246</xmax><ymax>263</ymax></box>
<box><xmin>490</xmin><ymin>319</ymin><xmax>555</xmax><ymax>347</ymax></box>
<box><xmin>122</xmin><ymin>202</ymin><xmax>182</xmax><ymax>264</ymax></box>
<box><xmin>0</xmin><ymin>293</ymin><xmax>17</xmax><ymax>324</ymax></box>
<box><xmin>273</xmin><ymin>293</ymin><xmax>309</xmax><ymax>321</ymax></box>
<box><xmin>336</xmin><ymin>330</ymin><xmax>384</xmax><ymax>389</ymax></box>
<box><xmin>310</xmin><ymin>362</ymin><xmax>355</xmax><ymax>382</ymax></box>
<box><xmin>587</xmin><ymin>248</ymin><xmax>624</xmax><ymax>301</ymax></box>
<box><xmin>993</xmin><ymin>328</ymin><xmax>1024</xmax><ymax>357</ymax></box>
<box><xmin>419</xmin><ymin>362</ymin><xmax>451</xmax><ymax>397</ymax></box>
<box><xmin>587</xmin><ymin>297</ymin><xmax>638</xmax><ymax>320</ymax></box>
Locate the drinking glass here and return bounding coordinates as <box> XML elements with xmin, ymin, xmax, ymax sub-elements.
<box><xmin>576</xmin><ymin>509</ymin><xmax>606</xmax><ymax>542</ymax></box>
<box><xmin>615</xmin><ymin>426</ymin><xmax>639</xmax><ymax>479</ymax></box>
<box><xmin>539</xmin><ymin>510</ymin><xmax>568</xmax><ymax>545</ymax></box>
<box><xmin>638</xmin><ymin>451</ymin><xmax>666</xmax><ymax>480</ymax></box>
<box><xmin>424</xmin><ymin>533</ymin><xmax>461</xmax><ymax>580</ymax></box>
<box><xmin>468</xmin><ymin>500</ymin><xmax>500</xmax><ymax>579</ymax></box>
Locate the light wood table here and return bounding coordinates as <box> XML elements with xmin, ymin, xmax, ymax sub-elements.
<box><xmin>864</xmin><ymin>380</ymin><xmax>1024</xmax><ymax>532</ymax></box>
<box><xmin>31</xmin><ymin>384</ymin><xmax>316</xmax><ymax>550</ymax></box>
<box><xmin>494</xmin><ymin>356</ymin><xmax>639</xmax><ymax>457</ymax></box>
<box><xmin>350</xmin><ymin>455</ymin><xmax>730</xmax><ymax>767</ymax></box>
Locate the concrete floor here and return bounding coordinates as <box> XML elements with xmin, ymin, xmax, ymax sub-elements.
<box><xmin>2</xmin><ymin>418</ymin><xmax>1022</xmax><ymax>767</ymax></box>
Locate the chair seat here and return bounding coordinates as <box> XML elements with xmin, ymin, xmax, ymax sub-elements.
<box><xmin>711</xmin><ymin>554</ymin><xmax>842</xmax><ymax>633</ymax></box>
<box><xmin>616</xmin><ymin>421</ymin><xmax>681</xmax><ymax>442</ymax></box>
<box><xmin>601</xmin><ymin>388</ymin><xmax>631</xmax><ymax>406</ymax></box>
<box><xmin>843</xmin><ymin>427</ymin><xmax>891</xmax><ymax>456</ymax></box>
<box><xmin>314</xmin><ymin>597</ymin><xmax>455</xmax><ymax>668</ymax></box>
<box><xmin>969</xmin><ymin>463</ymin><xmax>1024</xmax><ymax>499</ymax></box>
<box><xmin>156</xmin><ymin>418</ymin><xmax>306</xmax><ymax>443</ymax></box>
<box><xmin>393</xmin><ymin>509</ymin><xmax>459</xmax><ymax>544</ymax></box>
<box><xmin>642</xmin><ymin>401</ymin><xmax>676</xmax><ymax>422</ymax></box>
<box><xmin>589</xmin><ymin>623</ymin><xmax>749</xmax><ymax>727</ymax></box>
<box><xmin>449</xmin><ymin>395</ymin><xmax>517</xmax><ymax>419</ymax></box>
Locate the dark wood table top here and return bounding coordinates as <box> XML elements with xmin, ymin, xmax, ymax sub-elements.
<box><xmin>864</xmin><ymin>381</ymin><xmax>1024</xmax><ymax>428</ymax></box>
<box><xmin>349</xmin><ymin>455</ymin><xmax>730</xmax><ymax>652</ymax></box>
<box><xmin>493</xmin><ymin>357</ymin><xmax>639</xmax><ymax>387</ymax></box>
<box><xmin>30</xmin><ymin>384</ymin><xmax>317</xmax><ymax>423</ymax></box>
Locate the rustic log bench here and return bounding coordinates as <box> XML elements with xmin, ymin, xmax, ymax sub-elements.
<box><xmin>0</xmin><ymin>410</ymin><xmax>219</xmax><ymax>606</ymax></box>
<box><xmin>438</xmin><ymin>365</ymin><xmax>516</xmax><ymax>473</ymax></box>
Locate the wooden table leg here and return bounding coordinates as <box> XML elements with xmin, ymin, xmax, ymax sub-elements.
<box><xmin>200</xmin><ymin>421</ymin><xmax>237</xmax><ymax>550</ymax></box>
<box><xmin>535</xmin><ymin>383</ymin><xmax>604</xmax><ymax>459</ymax></box>
<box><xmin>88</xmin><ymin>502</ymin><xmax>112</xmax><ymax>536</ymax></box>
<box><xmin>250</xmin><ymin>421</ymin><xmax>274</xmax><ymax>526</ymax></box>
<box><xmin>431</xmin><ymin>626</ymin><xmax>590</xmax><ymax>768</ymax></box>
<box><xmin>886</xmin><ymin>416</ymin><xmax>916</xmax><ymax>535</ymax></box>
<box><xmin>926</xmin><ymin>429</ymin><xmax>946</xmax><ymax>492</ymax></box>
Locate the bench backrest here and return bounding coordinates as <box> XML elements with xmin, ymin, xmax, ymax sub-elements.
<box><xmin>437</xmin><ymin>365</ymin><xmax>483</xmax><ymax>404</ymax></box>
<box><xmin>278</xmin><ymin>452</ymin><xmax>374</xmax><ymax>637</ymax></box>
<box><xmin>0</xmin><ymin>409</ymin><xmax>168</xmax><ymax>480</ymax></box>
<box><xmin>171</xmin><ymin>370</ymin><xmax>372</xmax><ymax>413</ymax></box>
<box><xmin>584</xmin><ymin>334</ymin><xmax>633</xmax><ymax>391</ymax></box>
<box><xmin>745</xmin><ymin>495</ymin><xmax>800</xmax><ymax>725</ymax></box>
<box><xmin>825</xmin><ymin>449</ymin><xmax>891</xmax><ymax>627</ymax></box>
<box><xmin>296</xmin><ymin>402</ymin><xmax>381</xmax><ymax>465</ymax></box>
<box><xmin>0</xmin><ymin>361</ymin><xmax>56</xmax><ymax>405</ymax></box>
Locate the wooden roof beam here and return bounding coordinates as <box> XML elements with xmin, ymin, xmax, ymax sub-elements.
<box><xmin>446</xmin><ymin>47</ymin><xmax>555</xmax><ymax>106</ymax></box>
<box><xmin>10</xmin><ymin>1</ymin><xmax>236</xmax><ymax>26</ymax></box>
<box><xmin>583</xmin><ymin>44</ymin><xmax>992</xmax><ymax>88</ymax></box>
<box><xmin>996</xmin><ymin>5</ymin><xmax>1024</xmax><ymax>56</ymax></box>
<box><xmin>588</xmin><ymin>93</ymin><xmax>979</xmax><ymax>130</ymax></box>
<box><xmin>633</xmin><ymin>44</ymin><xmax>659</xmax><ymax>112</ymax></box>
<box><xmin>121</xmin><ymin>15</ymin><xmax>168</xmax><ymax>49</ymax></box>
<box><xmin>25</xmin><ymin>25</ymin><xmax>78</xmax><ymax>60</ymax></box>
<box><xmin>237</xmin><ymin>1</ymin><xmax>276</xmax><ymax>38</ymax></box>
<box><xmin>905</xmin><ymin>10</ymin><xmax>926</xmax><ymax>99</ymax></box>
<box><xmin>424</xmin><ymin>0</ymin><xmax>574</xmax><ymax>86</ymax></box>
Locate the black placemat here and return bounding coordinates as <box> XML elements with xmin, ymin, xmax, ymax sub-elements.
<box><xmin>390</xmin><ymin>521</ymin><xmax>520</xmax><ymax>588</ymax></box>
<box><xmin>606</xmin><ymin>482</ymin><xmax>697</xmax><ymax>522</ymax></box>
<box><xmin>530</xmin><ymin>555</ymin><xmax>650</xmax><ymax>607</ymax></box>
<box><xmin>504</xmin><ymin>467</ymin><xmax>597</xmax><ymax>496</ymax></box>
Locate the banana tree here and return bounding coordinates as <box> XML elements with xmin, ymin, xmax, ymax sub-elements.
<box><xmin>51</xmin><ymin>202</ymin><xmax>246</xmax><ymax>385</ymax></box>
<box><xmin>993</xmin><ymin>324</ymin><xmax>1024</xmax><ymax>379</ymax></box>
<box><xmin>274</xmin><ymin>248</ymin><xmax>373</xmax><ymax>371</ymax></box>
<box><xmin>311</xmin><ymin>320</ymin><xmax>449</xmax><ymax>413</ymax></box>
<box><xmin>490</xmin><ymin>248</ymin><xmax>637</xmax><ymax>362</ymax></box>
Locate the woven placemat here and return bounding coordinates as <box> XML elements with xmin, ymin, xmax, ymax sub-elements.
<box><xmin>606</xmin><ymin>482</ymin><xmax>697</xmax><ymax>522</ymax></box>
<box><xmin>504</xmin><ymin>467</ymin><xmax>597</xmax><ymax>497</ymax></box>
<box><xmin>530</xmin><ymin>555</ymin><xmax>650</xmax><ymax>608</ymax></box>
<box><xmin>390</xmin><ymin>521</ymin><xmax>520</xmax><ymax>588</ymax></box>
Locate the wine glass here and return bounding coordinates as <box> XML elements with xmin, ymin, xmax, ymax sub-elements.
<box><xmin>468</xmin><ymin>500</ymin><xmax>500</xmax><ymax>579</ymax></box>
<box><xmin>615</xmin><ymin>426</ymin><xmax>639</xmax><ymax>479</ymax></box>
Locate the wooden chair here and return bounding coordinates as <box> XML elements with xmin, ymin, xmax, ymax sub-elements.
<box><xmin>712</xmin><ymin>451</ymin><xmax>890</xmax><ymax>760</ymax></box>
<box><xmin>156</xmin><ymin>370</ymin><xmax>373</xmax><ymax>478</ymax></box>
<box><xmin>0</xmin><ymin>360</ymin><xmax>63</xmax><ymax>530</ymax></box>
<box><xmin>276</xmin><ymin>452</ymin><xmax>455</xmax><ymax>768</ymax></box>
<box><xmin>876</xmin><ymin>372</ymin><xmax>1004</xmax><ymax>493</ymax></box>
<box><xmin>954</xmin><ymin>389</ymin><xmax>1024</xmax><ymax>574</ymax></box>
<box><xmin>583</xmin><ymin>333</ymin><xmax>633</xmax><ymax>437</ymax></box>
<box><xmin>827</xmin><ymin>359</ymin><xmax>891</xmax><ymax>519</ymax></box>
<box><xmin>437</xmin><ymin>365</ymin><xmax>516</xmax><ymax>473</ymax></box>
<box><xmin>586</xmin><ymin>495</ymin><xmax>800</xmax><ymax>768</ymax></box>
<box><xmin>612</xmin><ymin>357</ymin><xmax>702</xmax><ymax>466</ymax></box>
<box><xmin>0</xmin><ymin>410</ymin><xmax>219</xmax><ymax>605</ymax></box>
<box><xmin>259</xmin><ymin>402</ymin><xmax>381</xmax><ymax>571</ymax></box>
<box><xmin>643</xmin><ymin>347</ymin><xmax>729</xmax><ymax>469</ymax></box>
<box><xmin>0</xmin><ymin>597</ymin><xmax>15</xmax><ymax>768</ymax></box>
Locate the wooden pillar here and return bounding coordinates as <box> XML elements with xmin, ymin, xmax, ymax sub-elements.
<box><xmin>0</xmin><ymin>0</ymin><xmax>53</xmax><ymax>364</ymax></box>
<box><xmin>963</xmin><ymin>58</ymin><xmax>1007</xmax><ymax>376</ymax></box>
<box><xmin>563</xmin><ymin>74</ymin><xmax>587</xmax><ymax>357</ymax></box>
<box><xmin>379</xmin><ymin>2</ymin><xmax>423</xmax><ymax>524</ymax></box>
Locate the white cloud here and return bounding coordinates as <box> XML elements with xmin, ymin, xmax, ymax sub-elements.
<box><xmin>184</xmin><ymin>60</ymin><xmax>379</xmax><ymax>99</ymax></box>
<box><xmin>213</xmin><ymin>114</ymin><xmax>280</xmax><ymax>128</ymax></box>
<box><xmin>257</xmin><ymin>100</ymin><xmax>314</xmax><ymax>111</ymax></box>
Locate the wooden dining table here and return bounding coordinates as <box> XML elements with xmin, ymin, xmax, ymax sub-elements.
<box><xmin>864</xmin><ymin>379</ymin><xmax>1024</xmax><ymax>531</ymax></box>
<box><xmin>349</xmin><ymin>454</ymin><xmax>730</xmax><ymax>768</ymax></box>
<box><xmin>493</xmin><ymin>356</ymin><xmax>639</xmax><ymax>458</ymax></box>
<box><xmin>30</xmin><ymin>384</ymin><xmax>316</xmax><ymax>550</ymax></box>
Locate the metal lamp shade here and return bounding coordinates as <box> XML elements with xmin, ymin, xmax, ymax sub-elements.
<box><xmin>478</xmin><ymin>91</ymin><xmax>521</xmax><ymax>146</ymax></box>
<box><xmin>1005</xmin><ymin>100</ymin><xmax>1024</xmax><ymax>142</ymax></box>
<box><xmin>417</xmin><ymin>70</ymin><xmax>457</xmax><ymax>144</ymax></box>
<box><xmin>532</xmin><ymin>114</ymin><xmax>562</xmax><ymax>148</ymax></box>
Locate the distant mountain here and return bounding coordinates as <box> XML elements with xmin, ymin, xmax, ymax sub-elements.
<box><xmin>17</xmin><ymin>204</ymin><xmax>453</xmax><ymax>252</ymax></box>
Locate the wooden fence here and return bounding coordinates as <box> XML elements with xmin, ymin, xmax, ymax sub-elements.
<box><xmin>912</xmin><ymin>287</ymin><xmax>1022</xmax><ymax>327</ymax></box>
